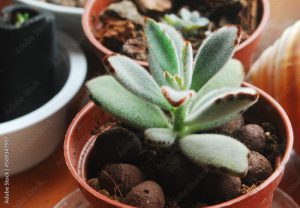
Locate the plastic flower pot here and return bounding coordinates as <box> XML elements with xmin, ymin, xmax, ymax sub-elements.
<box><xmin>82</xmin><ymin>0</ymin><xmax>270</xmax><ymax>72</ymax></box>
<box><xmin>0</xmin><ymin>31</ymin><xmax>87</xmax><ymax>176</ymax></box>
<box><xmin>0</xmin><ymin>5</ymin><xmax>57</xmax><ymax>122</ymax></box>
<box><xmin>15</xmin><ymin>0</ymin><xmax>84</xmax><ymax>41</ymax></box>
<box><xmin>64</xmin><ymin>82</ymin><xmax>293</xmax><ymax>208</ymax></box>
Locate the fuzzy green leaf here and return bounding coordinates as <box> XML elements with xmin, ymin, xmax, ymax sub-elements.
<box><xmin>148</xmin><ymin>51</ymin><xmax>167</xmax><ymax>86</ymax></box>
<box><xmin>186</xmin><ymin>87</ymin><xmax>258</xmax><ymax>132</ymax></box>
<box><xmin>162</xmin><ymin>86</ymin><xmax>195</xmax><ymax>107</ymax></box>
<box><xmin>164</xmin><ymin>14</ymin><xmax>185</xmax><ymax>29</ymax></box>
<box><xmin>192</xmin><ymin>59</ymin><xmax>244</xmax><ymax>104</ymax></box>
<box><xmin>180</xmin><ymin>8</ymin><xmax>191</xmax><ymax>21</ymax></box>
<box><xmin>180</xmin><ymin>8</ymin><xmax>209</xmax><ymax>27</ymax></box>
<box><xmin>87</xmin><ymin>76</ymin><xmax>172</xmax><ymax>129</ymax></box>
<box><xmin>180</xmin><ymin>134</ymin><xmax>249</xmax><ymax>176</ymax></box>
<box><xmin>164</xmin><ymin>8</ymin><xmax>209</xmax><ymax>33</ymax></box>
<box><xmin>144</xmin><ymin>128</ymin><xmax>177</xmax><ymax>148</ymax></box>
<box><xmin>145</xmin><ymin>18</ymin><xmax>181</xmax><ymax>76</ymax></box>
<box><xmin>159</xmin><ymin>23</ymin><xmax>184</xmax><ymax>59</ymax></box>
<box><xmin>105</xmin><ymin>54</ymin><xmax>173</xmax><ymax>110</ymax></box>
<box><xmin>182</xmin><ymin>42</ymin><xmax>194</xmax><ymax>89</ymax></box>
<box><xmin>191</xmin><ymin>26</ymin><xmax>242</xmax><ymax>91</ymax></box>
<box><xmin>164</xmin><ymin>71</ymin><xmax>180</xmax><ymax>90</ymax></box>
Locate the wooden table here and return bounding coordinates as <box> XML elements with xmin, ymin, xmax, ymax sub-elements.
<box><xmin>1</xmin><ymin>0</ymin><xmax>300</xmax><ymax>207</ymax></box>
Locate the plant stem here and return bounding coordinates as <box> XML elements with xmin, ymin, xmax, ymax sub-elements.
<box><xmin>173</xmin><ymin>105</ymin><xmax>186</xmax><ymax>132</ymax></box>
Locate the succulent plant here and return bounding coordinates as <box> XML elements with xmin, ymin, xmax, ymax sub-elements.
<box><xmin>87</xmin><ymin>18</ymin><xmax>259</xmax><ymax>177</ymax></box>
<box><xmin>15</xmin><ymin>12</ymin><xmax>30</xmax><ymax>27</ymax></box>
<box><xmin>163</xmin><ymin>8</ymin><xmax>209</xmax><ymax>36</ymax></box>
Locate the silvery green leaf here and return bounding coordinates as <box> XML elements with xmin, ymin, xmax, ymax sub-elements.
<box><xmin>191</xmin><ymin>59</ymin><xmax>244</xmax><ymax>105</ymax></box>
<box><xmin>164</xmin><ymin>71</ymin><xmax>180</xmax><ymax>89</ymax></box>
<box><xmin>164</xmin><ymin>14</ymin><xmax>185</xmax><ymax>29</ymax></box>
<box><xmin>145</xmin><ymin>18</ymin><xmax>181</xmax><ymax>76</ymax></box>
<box><xmin>190</xmin><ymin>11</ymin><xmax>208</xmax><ymax>26</ymax></box>
<box><xmin>148</xmin><ymin>51</ymin><xmax>167</xmax><ymax>86</ymax></box>
<box><xmin>191</xmin><ymin>26</ymin><xmax>242</xmax><ymax>91</ymax></box>
<box><xmin>174</xmin><ymin>75</ymin><xmax>184</xmax><ymax>88</ymax></box>
<box><xmin>180</xmin><ymin>134</ymin><xmax>249</xmax><ymax>176</ymax></box>
<box><xmin>105</xmin><ymin>54</ymin><xmax>173</xmax><ymax>111</ymax></box>
<box><xmin>179</xmin><ymin>8</ymin><xmax>191</xmax><ymax>21</ymax></box>
<box><xmin>87</xmin><ymin>76</ymin><xmax>172</xmax><ymax>129</ymax></box>
<box><xmin>191</xmin><ymin>11</ymin><xmax>200</xmax><ymax>18</ymax></box>
<box><xmin>194</xmin><ymin>17</ymin><xmax>209</xmax><ymax>27</ymax></box>
<box><xmin>162</xmin><ymin>86</ymin><xmax>195</xmax><ymax>107</ymax></box>
<box><xmin>144</xmin><ymin>128</ymin><xmax>177</xmax><ymax>148</ymax></box>
<box><xmin>159</xmin><ymin>23</ymin><xmax>184</xmax><ymax>58</ymax></box>
<box><xmin>185</xmin><ymin>87</ymin><xmax>258</xmax><ymax>132</ymax></box>
<box><xmin>182</xmin><ymin>42</ymin><xmax>193</xmax><ymax>89</ymax></box>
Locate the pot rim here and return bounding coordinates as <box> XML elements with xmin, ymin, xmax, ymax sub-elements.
<box><xmin>15</xmin><ymin>0</ymin><xmax>83</xmax><ymax>15</ymax></box>
<box><xmin>0</xmin><ymin>4</ymin><xmax>55</xmax><ymax>30</ymax></box>
<box><xmin>64</xmin><ymin>81</ymin><xmax>293</xmax><ymax>208</ymax></box>
<box><xmin>82</xmin><ymin>0</ymin><xmax>270</xmax><ymax>67</ymax></box>
<box><xmin>0</xmin><ymin>32</ymin><xmax>87</xmax><ymax>135</ymax></box>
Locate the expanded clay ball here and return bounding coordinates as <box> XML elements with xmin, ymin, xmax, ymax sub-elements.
<box><xmin>200</xmin><ymin>172</ymin><xmax>242</xmax><ymax>203</ymax></box>
<box><xmin>125</xmin><ymin>181</ymin><xmax>165</xmax><ymax>208</ymax></box>
<box><xmin>234</xmin><ymin>124</ymin><xmax>267</xmax><ymax>154</ymax></box>
<box><xmin>98</xmin><ymin>163</ymin><xmax>144</xmax><ymax>196</ymax></box>
<box><xmin>214</xmin><ymin>115</ymin><xmax>244</xmax><ymax>136</ymax></box>
<box><xmin>242</xmin><ymin>151</ymin><xmax>273</xmax><ymax>185</ymax></box>
<box><xmin>156</xmin><ymin>153</ymin><xmax>207</xmax><ymax>199</ymax></box>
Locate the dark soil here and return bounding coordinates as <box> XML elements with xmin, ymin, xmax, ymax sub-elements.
<box><xmin>86</xmin><ymin>115</ymin><xmax>282</xmax><ymax>208</ymax></box>
<box><xmin>92</xmin><ymin>0</ymin><xmax>262</xmax><ymax>61</ymax></box>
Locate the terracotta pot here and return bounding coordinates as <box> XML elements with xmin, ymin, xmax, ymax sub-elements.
<box><xmin>82</xmin><ymin>0</ymin><xmax>270</xmax><ymax>72</ymax></box>
<box><xmin>64</xmin><ymin>82</ymin><xmax>293</xmax><ymax>208</ymax></box>
<box><xmin>0</xmin><ymin>0</ymin><xmax>11</xmax><ymax>10</ymax></box>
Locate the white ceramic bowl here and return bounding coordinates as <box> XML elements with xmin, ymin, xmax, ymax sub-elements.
<box><xmin>0</xmin><ymin>32</ymin><xmax>87</xmax><ymax>176</ymax></box>
<box><xmin>15</xmin><ymin>0</ymin><xmax>84</xmax><ymax>41</ymax></box>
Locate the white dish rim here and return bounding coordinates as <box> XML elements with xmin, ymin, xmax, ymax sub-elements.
<box><xmin>15</xmin><ymin>0</ymin><xmax>84</xmax><ymax>15</ymax></box>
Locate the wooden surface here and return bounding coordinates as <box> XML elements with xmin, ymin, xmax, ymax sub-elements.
<box><xmin>1</xmin><ymin>0</ymin><xmax>300</xmax><ymax>207</ymax></box>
